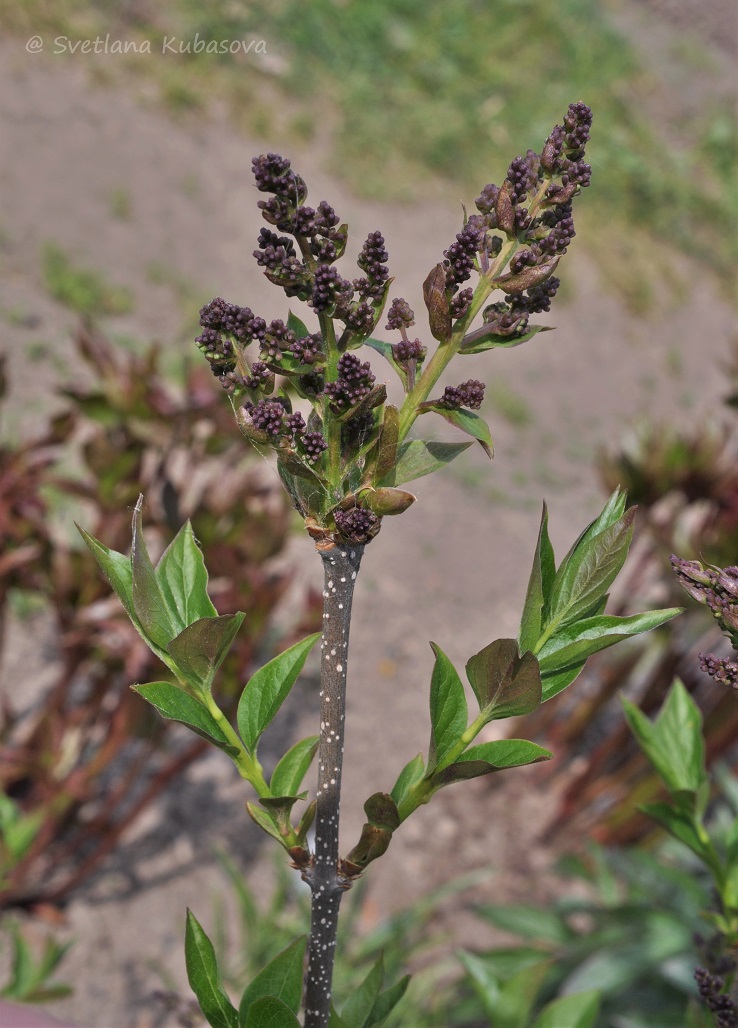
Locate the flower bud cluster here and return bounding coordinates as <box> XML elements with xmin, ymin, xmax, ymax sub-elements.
<box><xmin>671</xmin><ymin>557</ymin><xmax>738</xmax><ymax>637</ymax></box>
<box><xmin>198</xmin><ymin>109</ymin><xmax>592</xmax><ymax>544</ymax></box>
<box><xmin>438</xmin><ymin>379</ymin><xmax>485</xmax><ymax>410</ymax></box>
<box><xmin>698</xmin><ymin>652</ymin><xmax>738</xmax><ymax>689</ymax></box>
<box><xmin>333</xmin><ymin>507</ymin><xmax>380</xmax><ymax>544</ymax></box>
<box><xmin>407</xmin><ymin>102</ymin><xmax>594</xmax><ymax>348</ymax></box>
<box><xmin>385</xmin><ymin>297</ymin><xmax>415</xmax><ymax>333</ymax></box>
<box><xmin>694</xmin><ymin>968</ymin><xmax>738</xmax><ymax>1027</ymax></box>
<box><xmin>243</xmin><ymin>398</ymin><xmax>328</xmax><ymax>464</ymax></box>
<box><xmin>324</xmin><ymin>353</ymin><xmax>376</xmax><ymax>414</ymax></box>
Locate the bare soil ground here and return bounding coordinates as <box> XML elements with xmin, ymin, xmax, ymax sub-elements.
<box><xmin>0</xmin><ymin>3</ymin><xmax>736</xmax><ymax>1024</ymax></box>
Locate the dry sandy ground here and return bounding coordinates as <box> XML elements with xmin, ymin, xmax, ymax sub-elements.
<box><xmin>0</xmin><ymin>6</ymin><xmax>736</xmax><ymax>1025</ymax></box>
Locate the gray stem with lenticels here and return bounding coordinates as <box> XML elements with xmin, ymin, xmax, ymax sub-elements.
<box><xmin>302</xmin><ymin>542</ymin><xmax>364</xmax><ymax>1028</ymax></box>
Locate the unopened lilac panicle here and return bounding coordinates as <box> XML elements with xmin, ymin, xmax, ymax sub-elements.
<box><xmin>392</xmin><ymin>338</ymin><xmax>426</xmax><ymax>364</ymax></box>
<box><xmin>333</xmin><ymin>507</ymin><xmax>379</xmax><ymax>544</ymax></box>
<box><xmin>698</xmin><ymin>652</ymin><xmax>738</xmax><ymax>689</ymax></box>
<box><xmin>439</xmin><ymin>380</ymin><xmax>485</xmax><ymax>411</ymax></box>
<box><xmin>671</xmin><ymin>557</ymin><xmax>738</xmax><ymax>632</ymax></box>
<box><xmin>311</xmin><ymin>265</ymin><xmax>352</xmax><ymax>313</ymax></box>
<box><xmin>385</xmin><ymin>297</ymin><xmax>415</xmax><ymax>333</ymax></box>
<box><xmin>450</xmin><ymin>287</ymin><xmax>474</xmax><ymax>320</ymax></box>
<box><xmin>324</xmin><ymin>353</ymin><xmax>375</xmax><ymax>413</ymax></box>
<box><xmin>195</xmin><ymin>104</ymin><xmax>593</xmax><ymax>545</ymax></box>
<box><xmin>443</xmin><ymin>221</ymin><xmax>482</xmax><ymax>289</ymax></box>
<box><xmin>694</xmin><ymin>968</ymin><xmax>738</xmax><ymax>1027</ymax></box>
<box><xmin>672</xmin><ymin>556</ymin><xmax>738</xmax><ymax>687</ymax></box>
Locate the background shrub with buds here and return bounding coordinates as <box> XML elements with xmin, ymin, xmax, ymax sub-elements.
<box><xmin>83</xmin><ymin>104</ymin><xmax>685</xmax><ymax>1027</ymax></box>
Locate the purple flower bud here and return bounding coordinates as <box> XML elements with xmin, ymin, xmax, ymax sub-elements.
<box><xmin>333</xmin><ymin>507</ymin><xmax>380</xmax><ymax>544</ymax></box>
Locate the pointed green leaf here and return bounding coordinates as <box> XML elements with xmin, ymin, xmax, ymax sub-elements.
<box><xmin>156</xmin><ymin>520</ymin><xmax>217</xmax><ymax>633</ymax></box>
<box><xmin>287</xmin><ymin>310</ymin><xmax>310</xmax><ymax>340</ymax></box>
<box><xmin>545</xmin><ymin>505</ymin><xmax>635</xmax><ymax>633</ymax></box>
<box><xmin>238</xmin><ymin>937</ymin><xmax>306</xmax><ymax>1021</ymax></box>
<box><xmin>365</xmin><ymin>975</ymin><xmax>410</xmax><ymax>1027</ymax></box>
<box><xmin>622</xmin><ymin>679</ymin><xmax>707</xmax><ymax>794</ymax></box>
<box><xmin>167</xmin><ymin>614</ymin><xmax>245</xmax><ymax>693</ymax></box>
<box><xmin>270</xmin><ymin>736</ymin><xmax>319</xmax><ymax>798</ymax></box>
<box><xmin>242</xmin><ymin>996</ymin><xmax>301</xmax><ymax>1028</ymax></box>
<box><xmin>538</xmin><ymin>609</ymin><xmax>682</xmax><ymax>673</ymax></box>
<box><xmin>345</xmin><ymin>795</ymin><xmax>400</xmax><ymax>869</ymax></box>
<box><xmin>427</xmin><ymin>643</ymin><xmax>467</xmax><ymax>773</ymax></box>
<box><xmin>465</xmin><ymin>639</ymin><xmax>542</xmax><ymax>721</ymax></box>
<box><xmin>131</xmin><ymin>495</ymin><xmax>177</xmax><ymax>648</ymax></box>
<box><xmin>185</xmin><ymin>910</ymin><xmax>238</xmax><ymax>1028</ymax></box>
<box><xmin>638</xmin><ymin>801</ymin><xmax>709</xmax><ymax>862</ymax></box>
<box><xmin>531</xmin><ymin>989</ymin><xmax>600</xmax><ymax>1028</ymax></box>
<box><xmin>329</xmin><ymin>1004</ymin><xmax>349</xmax><ymax>1028</ymax></box>
<box><xmin>245</xmin><ymin>802</ymin><xmax>285</xmax><ymax>846</ymax></box>
<box><xmin>519</xmin><ymin>503</ymin><xmax>556</xmax><ymax>652</ymax></box>
<box><xmin>237</xmin><ymin>634</ymin><xmax>321</xmax><ymax>752</ymax></box>
<box><xmin>76</xmin><ymin>524</ymin><xmax>136</xmax><ymax>623</ymax></box>
<box><xmin>541</xmin><ymin>662</ymin><xmax>587</xmax><ymax>702</ymax></box>
<box><xmin>340</xmin><ymin>954</ymin><xmax>384</xmax><ymax>1028</ymax></box>
<box><xmin>132</xmin><ymin>682</ymin><xmax>239</xmax><ymax>755</ymax></box>
<box><xmin>380</xmin><ymin>439</ymin><xmax>472</xmax><ymax>487</ymax></box>
<box><xmin>390</xmin><ymin>753</ymin><xmax>425</xmax><ymax>808</ymax></box>
<box><xmin>427</xmin><ymin>407</ymin><xmax>494</xmax><ymax>458</ymax></box>
<box><xmin>430</xmin><ymin>739</ymin><xmax>551</xmax><ymax>788</ymax></box>
<box><xmin>458</xmin><ymin>323</ymin><xmax>551</xmax><ymax>354</ymax></box>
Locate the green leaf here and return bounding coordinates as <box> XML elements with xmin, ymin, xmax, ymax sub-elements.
<box><xmin>132</xmin><ymin>681</ymin><xmax>239</xmax><ymax>755</ymax></box>
<box><xmin>458</xmin><ymin>323</ymin><xmax>551</xmax><ymax>355</ymax></box>
<box><xmin>340</xmin><ymin>954</ymin><xmax>384</xmax><ymax>1028</ymax></box>
<box><xmin>622</xmin><ymin>679</ymin><xmax>707</xmax><ymax>795</ymax></box>
<box><xmin>427</xmin><ymin>406</ymin><xmax>494</xmax><ymax>458</ymax></box>
<box><xmin>245</xmin><ymin>803</ymin><xmax>285</xmax><ymax>846</ymax></box>
<box><xmin>380</xmin><ymin>439</ymin><xmax>472</xmax><ymax>487</ymax></box>
<box><xmin>238</xmin><ymin>937</ymin><xmax>306</xmax><ymax>1022</ymax></box>
<box><xmin>465</xmin><ymin>639</ymin><xmax>542</xmax><ymax>721</ymax></box>
<box><xmin>544</xmin><ymin>503</ymin><xmax>635</xmax><ymax>633</ymax></box>
<box><xmin>76</xmin><ymin>524</ymin><xmax>136</xmax><ymax>623</ymax></box>
<box><xmin>365</xmin><ymin>975</ymin><xmax>410</xmax><ymax>1026</ymax></box>
<box><xmin>156</xmin><ymin>520</ymin><xmax>217</xmax><ymax>633</ymax></box>
<box><xmin>167</xmin><ymin>614</ymin><xmax>245</xmax><ymax>694</ymax></box>
<box><xmin>476</xmin><ymin>903</ymin><xmax>573</xmax><ymax>945</ymax></box>
<box><xmin>519</xmin><ymin>503</ymin><xmax>556</xmax><ymax>652</ymax></box>
<box><xmin>531</xmin><ymin>990</ymin><xmax>600</xmax><ymax>1028</ymax></box>
<box><xmin>345</xmin><ymin>794</ymin><xmax>400</xmax><ymax>869</ymax></box>
<box><xmin>390</xmin><ymin>753</ymin><xmax>425</xmax><ymax>809</ymax></box>
<box><xmin>540</xmin><ymin>661</ymin><xmax>587</xmax><ymax>702</ymax></box>
<box><xmin>131</xmin><ymin>495</ymin><xmax>177</xmax><ymax>648</ymax></box>
<box><xmin>185</xmin><ymin>910</ymin><xmax>238</xmax><ymax>1028</ymax></box>
<box><xmin>270</xmin><ymin>736</ymin><xmax>319</xmax><ymax>797</ymax></box>
<box><xmin>287</xmin><ymin>310</ymin><xmax>310</xmax><ymax>339</ymax></box>
<box><xmin>457</xmin><ymin>952</ymin><xmax>549</xmax><ymax>1026</ymax></box>
<box><xmin>430</xmin><ymin>739</ymin><xmax>551</xmax><ymax>788</ymax></box>
<box><xmin>537</xmin><ymin>609</ymin><xmax>682</xmax><ymax>674</ymax></box>
<box><xmin>242</xmin><ymin>996</ymin><xmax>301</xmax><ymax>1028</ymax></box>
<box><xmin>237</xmin><ymin>634</ymin><xmax>321</xmax><ymax>752</ymax></box>
<box><xmin>638</xmin><ymin>802</ymin><xmax>710</xmax><ymax>862</ymax></box>
<box><xmin>427</xmin><ymin>643</ymin><xmax>467</xmax><ymax>773</ymax></box>
<box><xmin>365</xmin><ymin>338</ymin><xmax>406</xmax><ymax>389</ymax></box>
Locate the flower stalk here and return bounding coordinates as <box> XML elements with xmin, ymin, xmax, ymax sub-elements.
<box><xmin>302</xmin><ymin>543</ymin><xmax>364</xmax><ymax>1026</ymax></box>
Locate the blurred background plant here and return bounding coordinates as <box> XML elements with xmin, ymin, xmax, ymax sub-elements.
<box><xmin>0</xmin><ymin>327</ymin><xmax>320</xmax><ymax>912</ymax></box>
